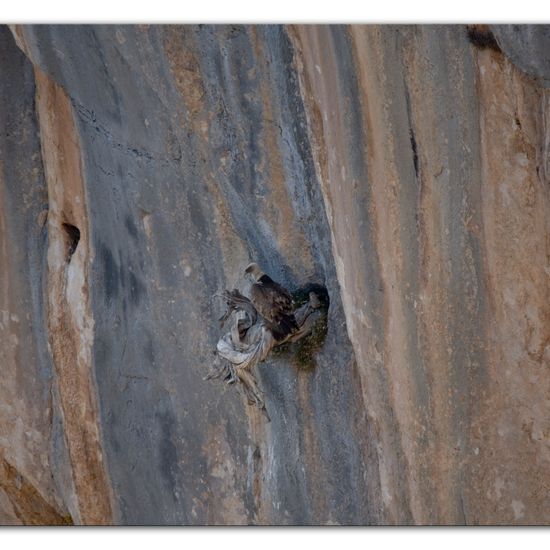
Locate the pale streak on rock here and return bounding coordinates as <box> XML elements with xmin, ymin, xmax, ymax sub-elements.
<box><xmin>33</xmin><ymin>67</ymin><xmax>113</xmax><ymax>525</ymax></box>
<box><xmin>290</xmin><ymin>25</ymin><xmax>413</xmax><ymax>524</ymax></box>
<box><xmin>0</xmin><ymin>27</ymin><xmax>72</xmax><ymax>525</ymax></box>
<box><xmin>476</xmin><ymin>45</ymin><xmax>550</xmax><ymax>525</ymax></box>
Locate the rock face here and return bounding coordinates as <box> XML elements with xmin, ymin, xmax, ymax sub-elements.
<box><xmin>0</xmin><ymin>24</ymin><xmax>549</xmax><ymax>525</ymax></box>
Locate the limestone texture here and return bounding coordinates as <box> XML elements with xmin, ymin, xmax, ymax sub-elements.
<box><xmin>1</xmin><ymin>24</ymin><xmax>549</xmax><ymax>525</ymax></box>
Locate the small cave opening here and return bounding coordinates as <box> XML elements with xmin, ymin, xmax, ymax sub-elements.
<box><xmin>62</xmin><ymin>223</ymin><xmax>81</xmax><ymax>263</ymax></box>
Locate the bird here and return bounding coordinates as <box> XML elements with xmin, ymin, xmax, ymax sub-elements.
<box><xmin>244</xmin><ymin>263</ymin><xmax>298</xmax><ymax>341</ymax></box>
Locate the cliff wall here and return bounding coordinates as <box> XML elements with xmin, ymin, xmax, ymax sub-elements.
<box><xmin>1</xmin><ymin>24</ymin><xmax>549</xmax><ymax>525</ymax></box>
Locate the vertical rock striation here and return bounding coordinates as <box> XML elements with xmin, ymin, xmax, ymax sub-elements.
<box><xmin>34</xmin><ymin>66</ymin><xmax>113</xmax><ymax>525</ymax></box>
<box><xmin>0</xmin><ymin>24</ymin><xmax>549</xmax><ymax>525</ymax></box>
<box><xmin>291</xmin><ymin>25</ymin><xmax>550</xmax><ymax>524</ymax></box>
<box><xmin>0</xmin><ymin>26</ymin><xmax>71</xmax><ymax>525</ymax></box>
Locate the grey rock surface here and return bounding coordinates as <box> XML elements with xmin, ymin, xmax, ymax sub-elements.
<box><xmin>492</xmin><ymin>25</ymin><xmax>550</xmax><ymax>86</ymax></box>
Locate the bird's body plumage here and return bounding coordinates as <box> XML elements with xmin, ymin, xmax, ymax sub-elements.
<box><xmin>245</xmin><ymin>264</ymin><xmax>298</xmax><ymax>341</ymax></box>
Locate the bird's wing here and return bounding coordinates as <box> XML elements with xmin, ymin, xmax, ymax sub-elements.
<box><xmin>251</xmin><ymin>280</ymin><xmax>293</xmax><ymax>324</ymax></box>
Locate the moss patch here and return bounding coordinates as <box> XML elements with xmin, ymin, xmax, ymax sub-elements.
<box><xmin>291</xmin><ymin>314</ymin><xmax>328</xmax><ymax>371</ymax></box>
<box><xmin>60</xmin><ymin>514</ymin><xmax>74</xmax><ymax>525</ymax></box>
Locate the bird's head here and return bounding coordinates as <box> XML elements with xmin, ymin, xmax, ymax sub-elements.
<box><xmin>244</xmin><ymin>262</ymin><xmax>263</xmax><ymax>282</ymax></box>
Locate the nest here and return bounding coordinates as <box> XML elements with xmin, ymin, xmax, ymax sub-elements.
<box><xmin>206</xmin><ymin>288</ymin><xmax>327</xmax><ymax>419</ymax></box>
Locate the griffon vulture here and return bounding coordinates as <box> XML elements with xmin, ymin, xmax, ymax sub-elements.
<box><xmin>244</xmin><ymin>263</ymin><xmax>298</xmax><ymax>341</ymax></box>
